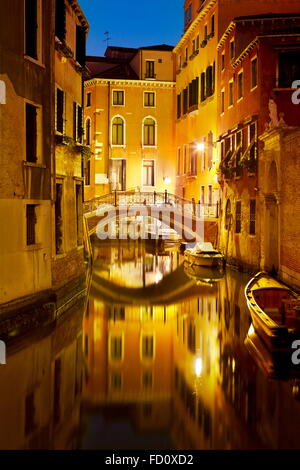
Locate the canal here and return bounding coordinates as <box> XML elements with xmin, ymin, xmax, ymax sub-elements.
<box><xmin>0</xmin><ymin>239</ymin><xmax>300</xmax><ymax>450</ymax></box>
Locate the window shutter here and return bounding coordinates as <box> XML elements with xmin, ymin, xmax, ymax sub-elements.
<box><xmin>55</xmin><ymin>0</ymin><xmax>66</xmax><ymax>42</ymax></box>
<box><xmin>76</xmin><ymin>26</ymin><xmax>86</xmax><ymax>66</ymax></box>
<box><xmin>26</xmin><ymin>104</ymin><xmax>37</xmax><ymax>162</ymax></box>
<box><xmin>77</xmin><ymin>106</ymin><xmax>83</xmax><ymax>143</ymax></box>
<box><xmin>73</xmin><ymin>102</ymin><xmax>77</xmax><ymax>140</ymax></box>
<box><xmin>201</xmin><ymin>72</ymin><xmax>206</xmax><ymax>101</ymax></box>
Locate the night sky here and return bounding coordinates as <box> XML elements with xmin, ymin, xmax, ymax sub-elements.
<box><xmin>79</xmin><ymin>0</ymin><xmax>183</xmax><ymax>57</ymax></box>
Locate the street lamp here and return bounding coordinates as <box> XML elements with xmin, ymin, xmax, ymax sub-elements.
<box><xmin>197</xmin><ymin>142</ymin><xmax>205</xmax><ymax>152</ymax></box>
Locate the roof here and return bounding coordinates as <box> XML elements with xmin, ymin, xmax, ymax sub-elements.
<box><xmin>139</xmin><ymin>44</ymin><xmax>174</xmax><ymax>51</ymax></box>
<box><xmin>68</xmin><ymin>0</ymin><xmax>89</xmax><ymax>30</ymax></box>
<box><xmin>234</xmin><ymin>13</ymin><xmax>300</xmax><ymax>22</ymax></box>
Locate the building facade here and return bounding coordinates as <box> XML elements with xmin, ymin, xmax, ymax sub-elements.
<box><xmin>217</xmin><ymin>15</ymin><xmax>300</xmax><ymax>270</ymax></box>
<box><xmin>83</xmin><ymin>45</ymin><xmax>176</xmax><ymax>200</ymax></box>
<box><xmin>0</xmin><ymin>0</ymin><xmax>89</xmax><ymax>320</ymax></box>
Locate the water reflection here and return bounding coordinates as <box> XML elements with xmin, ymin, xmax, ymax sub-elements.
<box><xmin>1</xmin><ymin>241</ymin><xmax>300</xmax><ymax>449</ymax></box>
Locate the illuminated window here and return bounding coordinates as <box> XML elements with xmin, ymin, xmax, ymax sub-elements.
<box><xmin>221</xmin><ymin>89</ymin><xmax>225</xmax><ymax>114</ymax></box>
<box><xmin>143</xmin><ymin>117</ymin><xmax>156</xmax><ymax>146</ymax></box>
<box><xmin>143</xmin><ymin>160</ymin><xmax>155</xmax><ymax>187</ymax></box>
<box><xmin>144</xmin><ymin>92</ymin><xmax>155</xmax><ymax>107</ymax></box>
<box><xmin>142</xmin><ymin>335</ymin><xmax>154</xmax><ymax>359</ymax></box>
<box><xmin>113</xmin><ymin>90</ymin><xmax>124</xmax><ymax>106</ymax></box>
<box><xmin>251</xmin><ymin>57</ymin><xmax>258</xmax><ymax>89</ymax></box>
<box><xmin>112</xmin><ymin>116</ymin><xmax>124</xmax><ymax>145</ymax></box>
<box><xmin>73</xmin><ymin>102</ymin><xmax>83</xmax><ymax>143</ymax></box>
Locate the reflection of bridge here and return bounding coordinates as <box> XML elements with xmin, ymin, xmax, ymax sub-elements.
<box><xmin>90</xmin><ymin>264</ymin><xmax>218</xmax><ymax>306</ymax></box>
<box><xmin>84</xmin><ymin>191</ymin><xmax>219</xmax><ymax>244</ymax></box>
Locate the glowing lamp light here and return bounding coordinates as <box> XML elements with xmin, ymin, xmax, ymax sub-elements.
<box><xmin>164</xmin><ymin>177</ymin><xmax>171</xmax><ymax>185</ymax></box>
<box><xmin>197</xmin><ymin>142</ymin><xmax>205</xmax><ymax>152</ymax></box>
<box><xmin>195</xmin><ymin>357</ymin><xmax>203</xmax><ymax>377</ymax></box>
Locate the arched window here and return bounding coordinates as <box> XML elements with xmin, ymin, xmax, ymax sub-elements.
<box><xmin>225</xmin><ymin>199</ymin><xmax>231</xmax><ymax>230</ymax></box>
<box><xmin>143</xmin><ymin>117</ymin><xmax>156</xmax><ymax>146</ymax></box>
<box><xmin>112</xmin><ymin>116</ymin><xmax>124</xmax><ymax>145</ymax></box>
<box><xmin>85</xmin><ymin>118</ymin><xmax>91</xmax><ymax>146</ymax></box>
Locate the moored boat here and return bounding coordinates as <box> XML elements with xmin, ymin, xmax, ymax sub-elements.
<box><xmin>245</xmin><ymin>272</ymin><xmax>300</xmax><ymax>351</ymax></box>
<box><xmin>184</xmin><ymin>242</ymin><xmax>224</xmax><ymax>268</ymax></box>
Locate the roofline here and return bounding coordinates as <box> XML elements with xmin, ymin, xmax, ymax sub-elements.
<box><xmin>174</xmin><ymin>0</ymin><xmax>217</xmax><ymax>53</ymax></box>
<box><xmin>68</xmin><ymin>0</ymin><xmax>89</xmax><ymax>31</ymax></box>
<box><xmin>232</xmin><ymin>33</ymin><xmax>300</xmax><ymax>68</ymax></box>
<box><xmin>84</xmin><ymin>78</ymin><xmax>176</xmax><ymax>87</ymax></box>
<box><xmin>218</xmin><ymin>14</ymin><xmax>300</xmax><ymax>50</ymax></box>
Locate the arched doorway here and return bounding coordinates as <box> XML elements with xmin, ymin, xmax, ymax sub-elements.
<box><xmin>264</xmin><ymin>161</ymin><xmax>279</xmax><ymax>272</ymax></box>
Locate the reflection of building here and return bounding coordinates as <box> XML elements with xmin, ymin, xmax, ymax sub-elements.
<box><xmin>83</xmin><ymin>45</ymin><xmax>176</xmax><ymax>200</ymax></box>
<box><xmin>217</xmin><ymin>15</ymin><xmax>300</xmax><ymax>271</ymax></box>
<box><xmin>0</xmin><ymin>306</ymin><xmax>84</xmax><ymax>450</ymax></box>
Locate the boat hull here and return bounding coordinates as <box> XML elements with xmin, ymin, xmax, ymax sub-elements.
<box><xmin>245</xmin><ymin>272</ymin><xmax>300</xmax><ymax>352</ymax></box>
<box><xmin>184</xmin><ymin>252</ymin><xmax>224</xmax><ymax>267</ymax></box>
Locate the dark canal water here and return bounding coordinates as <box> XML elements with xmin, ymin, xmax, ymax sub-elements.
<box><xmin>1</xmin><ymin>239</ymin><xmax>300</xmax><ymax>450</ymax></box>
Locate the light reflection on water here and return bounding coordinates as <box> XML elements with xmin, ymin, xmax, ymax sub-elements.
<box><xmin>0</xmin><ymin>240</ymin><xmax>300</xmax><ymax>450</ymax></box>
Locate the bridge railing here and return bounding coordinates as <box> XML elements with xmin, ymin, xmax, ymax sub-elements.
<box><xmin>84</xmin><ymin>190</ymin><xmax>219</xmax><ymax>218</ymax></box>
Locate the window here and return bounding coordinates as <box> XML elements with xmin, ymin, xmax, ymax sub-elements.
<box><xmin>208</xmin><ymin>185</ymin><xmax>213</xmax><ymax>206</ymax></box>
<box><xmin>73</xmin><ymin>103</ymin><xmax>83</xmax><ymax>143</ymax></box>
<box><xmin>55</xmin><ymin>183</ymin><xmax>63</xmax><ymax>254</ymax></box>
<box><xmin>196</xmin><ymin>35</ymin><xmax>200</xmax><ymax>50</ymax></box>
<box><xmin>201</xmin><ymin>186</ymin><xmax>205</xmax><ymax>204</ymax></box>
<box><xmin>192</xmin><ymin>39</ymin><xmax>196</xmax><ymax>53</ymax></box>
<box><xmin>251</xmin><ymin>57</ymin><xmax>258</xmax><ymax>89</ymax></box>
<box><xmin>201</xmin><ymin>72</ymin><xmax>206</xmax><ymax>101</ymax></box>
<box><xmin>26</xmin><ymin>103</ymin><xmax>38</xmax><ymax>162</ymax></box>
<box><xmin>144</xmin><ymin>92</ymin><xmax>155</xmax><ymax>107</ymax></box>
<box><xmin>86</xmin><ymin>92</ymin><xmax>91</xmax><ymax>107</ymax></box>
<box><xmin>230</xmin><ymin>39</ymin><xmax>235</xmax><ymax>60</ymax></box>
<box><xmin>189</xmin><ymin>77</ymin><xmax>199</xmax><ymax>108</ymax></box>
<box><xmin>76</xmin><ymin>25</ymin><xmax>86</xmax><ymax>66</ymax></box>
<box><xmin>75</xmin><ymin>183</ymin><xmax>83</xmax><ymax>246</ymax></box>
<box><xmin>113</xmin><ymin>90</ymin><xmax>124</xmax><ymax>106</ymax></box>
<box><xmin>189</xmin><ymin>143</ymin><xmax>197</xmax><ymax>176</ymax></box>
<box><xmin>112</xmin><ymin>117</ymin><xmax>124</xmax><ymax>145</ymax></box>
<box><xmin>110</xmin><ymin>335</ymin><xmax>123</xmax><ymax>361</ymax></box>
<box><xmin>185</xmin><ymin>47</ymin><xmax>188</xmax><ymax>63</ymax></box>
<box><xmin>142</xmin><ymin>335</ymin><xmax>154</xmax><ymax>359</ymax></box>
<box><xmin>225</xmin><ymin>199</ymin><xmax>231</xmax><ymax>230</ymax></box>
<box><xmin>235</xmin><ymin>201</ymin><xmax>242</xmax><ymax>233</ymax></box>
<box><xmin>146</xmin><ymin>61</ymin><xmax>155</xmax><ymax>79</ymax></box>
<box><xmin>142</xmin><ymin>371</ymin><xmax>153</xmax><ymax>388</ymax></box>
<box><xmin>249</xmin><ymin>199</ymin><xmax>256</xmax><ymax>235</ymax></box>
<box><xmin>85</xmin><ymin>159</ymin><xmax>90</xmax><ymax>186</ymax></box>
<box><xmin>183</xmin><ymin>145</ymin><xmax>187</xmax><ymax>174</ymax></box>
<box><xmin>237</xmin><ymin>71</ymin><xmax>243</xmax><ymax>100</ymax></box>
<box><xmin>221</xmin><ymin>89</ymin><xmax>225</xmax><ymax>114</ymax></box>
<box><xmin>177</xmin><ymin>93</ymin><xmax>181</xmax><ymax>119</ymax></box>
<box><xmin>229</xmin><ymin>80</ymin><xmax>234</xmax><ymax>107</ymax></box>
<box><xmin>55</xmin><ymin>0</ymin><xmax>66</xmax><ymax>42</ymax></box>
<box><xmin>177</xmin><ymin>148</ymin><xmax>181</xmax><ymax>175</ymax></box>
<box><xmin>143</xmin><ymin>160</ymin><xmax>155</xmax><ymax>187</ymax></box>
<box><xmin>185</xmin><ymin>4</ymin><xmax>192</xmax><ymax>26</ymax></box>
<box><xmin>25</xmin><ymin>0</ymin><xmax>39</xmax><ymax>59</ymax></box>
<box><xmin>143</xmin><ymin>117</ymin><xmax>156</xmax><ymax>146</ymax></box>
<box><xmin>56</xmin><ymin>88</ymin><xmax>64</xmax><ymax>133</ymax></box>
<box><xmin>26</xmin><ymin>204</ymin><xmax>37</xmax><ymax>245</ymax></box>
<box><xmin>183</xmin><ymin>87</ymin><xmax>188</xmax><ymax>114</ymax></box>
<box><xmin>221</xmin><ymin>52</ymin><xmax>225</xmax><ymax>71</ymax></box>
<box><xmin>85</xmin><ymin>118</ymin><xmax>91</xmax><ymax>145</ymax></box>
<box><xmin>211</xmin><ymin>15</ymin><xmax>215</xmax><ymax>35</ymax></box>
<box><xmin>278</xmin><ymin>52</ymin><xmax>300</xmax><ymax>88</ymax></box>
<box><xmin>110</xmin><ymin>373</ymin><xmax>122</xmax><ymax>390</ymax></box>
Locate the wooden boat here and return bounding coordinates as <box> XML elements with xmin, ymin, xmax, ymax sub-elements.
<box><xmin>245</xmin><ymin>272</ymin><xmax>300</xmax><ymax>351</ymax></box>
<box><xmin>184</xmin><ymin>242</ymin><xmax>224</xmax><ymax>268</ymax></box>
